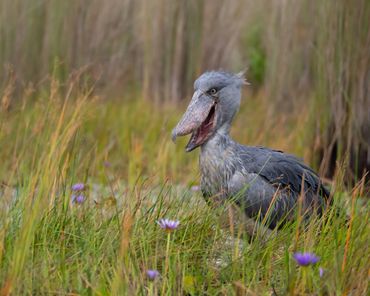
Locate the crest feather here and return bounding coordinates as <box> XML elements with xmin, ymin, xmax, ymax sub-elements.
<box><xmin>236</xmin><ymin>69</ymin><xmax>250</xmax><ymax>85</ymax></box>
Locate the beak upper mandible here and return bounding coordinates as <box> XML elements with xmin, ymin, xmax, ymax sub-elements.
<box><xmin>171</xmin><ymin>90</ymin><xmax>214</xmax><ymax>142</ymax></box>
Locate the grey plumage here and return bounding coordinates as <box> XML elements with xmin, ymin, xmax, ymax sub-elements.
<box><xmin>172</xmin><ymin>71</ymin><xmax>330</xmax><ymax>229</ymax></box>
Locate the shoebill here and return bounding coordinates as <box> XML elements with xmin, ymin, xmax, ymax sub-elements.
<box><xmin>172</xmin><ymin>71</ymin><xmax>330</xmax><ymax>233</ymax></box>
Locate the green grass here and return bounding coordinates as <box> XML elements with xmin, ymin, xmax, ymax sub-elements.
<box><xmin>0</xmin><ymin>84</ymin><xmax>368</xmax><ymax>295</ymax></box>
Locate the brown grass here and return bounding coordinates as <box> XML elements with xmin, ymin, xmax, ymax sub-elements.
<box><xmin>0</xmin><ymin>0</ymin><xmax>369</xmax><ymax>183</ymax></box>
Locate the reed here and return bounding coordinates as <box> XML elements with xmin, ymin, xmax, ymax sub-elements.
<box><xmin>0</xmin><ymin>1</ymin><xmax>369</xmax><ymax>293</ymax></box>
<box><xmin>1</xmin><ymin>0</ymin><xmax>368</xmax><ymax>181</ymax></box>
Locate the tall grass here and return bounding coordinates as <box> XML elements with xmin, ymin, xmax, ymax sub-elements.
<box><xmin>1</xmin><ymin>0</ymin><xmax>369</xmax><ymax>182</ymax></box>
<box><xmin>0</xmin><ymin>1</ymin><xmax>369</xmax><ymax>294</ymax></box>
<box><xmin>0</xmin><ymin>0</ymin><xmax>246</xmax><ymax>102</ymax></box>
<box><xmin>260</xmin><ymin>0</ymin><xmax>370</xmax><ymax>184</ymax></box>
<box><xmin>0</xmin><ymin>79</ymin><xmax>368</xmax><ymax>295</ymax></box>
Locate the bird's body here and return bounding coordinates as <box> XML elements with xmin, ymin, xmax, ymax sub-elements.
<box><xmin>199</xmin><ymin>131</ymin><xmax>329</xmax><ymax>228</ymax></box>
<box><xmin>172</xmin><ymin>71</ymin><xmax>330</xmax><ymax>229</ymax></box>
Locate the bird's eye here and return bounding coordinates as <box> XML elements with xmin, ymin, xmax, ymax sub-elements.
<box><xmin>208</xmin><ymin>88</ymin><xmax>217</xmax><ymax>96</ymax></box>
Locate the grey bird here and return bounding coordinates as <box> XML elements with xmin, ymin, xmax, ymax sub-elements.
<box><xmin>172</xmin><ymin>71</ymin><xmax>330</xmax><ymax>230</ymax></box>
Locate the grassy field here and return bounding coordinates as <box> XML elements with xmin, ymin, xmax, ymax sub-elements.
<box><xmin>0</xmin><ymin>82</ymin><xmax>368</xmax><ymax>295</ymax></box>
<box><xmin>0</xmin><ymin>0</ymin><xmax>369</xmax><ymax>294</ymax></box>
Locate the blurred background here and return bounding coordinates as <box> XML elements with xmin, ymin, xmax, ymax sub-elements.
<box><xmin>1</xmin><ymin>0</ymin><xmax>369</xmax><ymax>187</ymax></box>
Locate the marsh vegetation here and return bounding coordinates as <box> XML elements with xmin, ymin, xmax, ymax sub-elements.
<box><xmin>0</xmin><ymin>0</ymin><xmax>369</xmax><ymax>294</ymax></box>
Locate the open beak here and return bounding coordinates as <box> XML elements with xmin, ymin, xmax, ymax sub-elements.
<box><xmin>171</xmin><ymin>90</ymin><xmax>217</xmax><ymax>152</ymax></box>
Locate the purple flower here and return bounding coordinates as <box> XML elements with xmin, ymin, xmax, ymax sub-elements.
<box><xmin>293</xmin><ymin>252</ymin><xmax>320</xmax><ymax>266</ymax></box>
<box><xmin>146</xmin><ymin>269</ymin><xmax>160</xmax><ymax>280</ymax></box>
<box><xmin>72</xmin><ymin>183</ymin><xmax>85</xmax><ymax>191</ymax></box>
<box><xmin>103</xmin><ymin>161</ymin><xmax>111</xmax><ymax>168</ymax></box>
<box><xmin>72</xmin><ymin>194</ymin><xmax>85</xmax><ymax>204</ymax></box>
<box><xmin>319</xmin><ymin>267</ymin><xmax>324</xmax><ymax>277</ymax></box>
<box><xmin>157</xmin><ymin>219</ymin><xmax>180</xmax><ymax>231</ymax></box>
<box><xmin>191</xmin><ymin>185</ymin><xmax>200</xmax><ymax>192</ymax></box>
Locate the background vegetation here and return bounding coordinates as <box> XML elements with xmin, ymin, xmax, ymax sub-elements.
<box><xmin>0</xmin><ymin>0</ymin><xmax>369</xmax><ymax>294</ymax></box>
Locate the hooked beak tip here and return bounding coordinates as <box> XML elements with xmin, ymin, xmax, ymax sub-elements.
<box><xmin>171</xmin><ymin>130</ymin><xmax>177</xmax><ymax>143</ymax></box>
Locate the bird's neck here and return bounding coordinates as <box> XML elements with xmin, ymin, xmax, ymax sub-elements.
<box><xmin>201</xmin><ymin>126</ymin><xmax>232</xmax><ymax>153</ymax></box>
<box><xmin>199</xmin><ymin>126</ymin><xmax>236</xmax><ymax>197</ymax></box>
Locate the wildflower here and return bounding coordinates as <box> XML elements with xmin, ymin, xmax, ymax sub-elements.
<box><xmin>72</xmin><ymin>183</ymin><xmax>85</xmax><ymax>191</ymax></box>
<box><xmin>103</xmin><ymin>161</ymin><xmax>111</xmax><ymax>168</ymax></box>
<box><xmin>319</xmin><ymin>267</ymin><xmax>324</xmax><ymax>277</ymax></box>
<box><xmin>293</xmin><ymin>252</ymin><xmax>320</xmax><ymax>266</ymax></box>
<box><xmin>157</xmin><ymin>219</ymin><xmax>180</xmax><ymax>231</ymax></box>
<box><xmin>72</xmin><ymin>194</ymin><xmax>85</xmax><ymax>204</ymax></box>
<box><xmin>191</xmin><ymin>185</ymin><xmax>200</xmax><ymax>192</ymax></box>
<box><xmin>146</xmin><ymin>269</ymin><xmax>160</xmax><ymax>281</ymax></box>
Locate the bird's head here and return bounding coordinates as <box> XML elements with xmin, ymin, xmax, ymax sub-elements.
<box><xmin>172</xmin><ymin>71</ymin><xmax>247</xmax><ymax>152</ymax></box>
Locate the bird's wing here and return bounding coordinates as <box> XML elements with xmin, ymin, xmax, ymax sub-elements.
<box><xmin>238</xmin><ymin>146</ymin><xmax>330</xmax><ymax>202</ymax></box>
<box><xmin>225</xmin><ymin>145</ymin><xmax>330</xmax><ymax>228</ymax></box>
